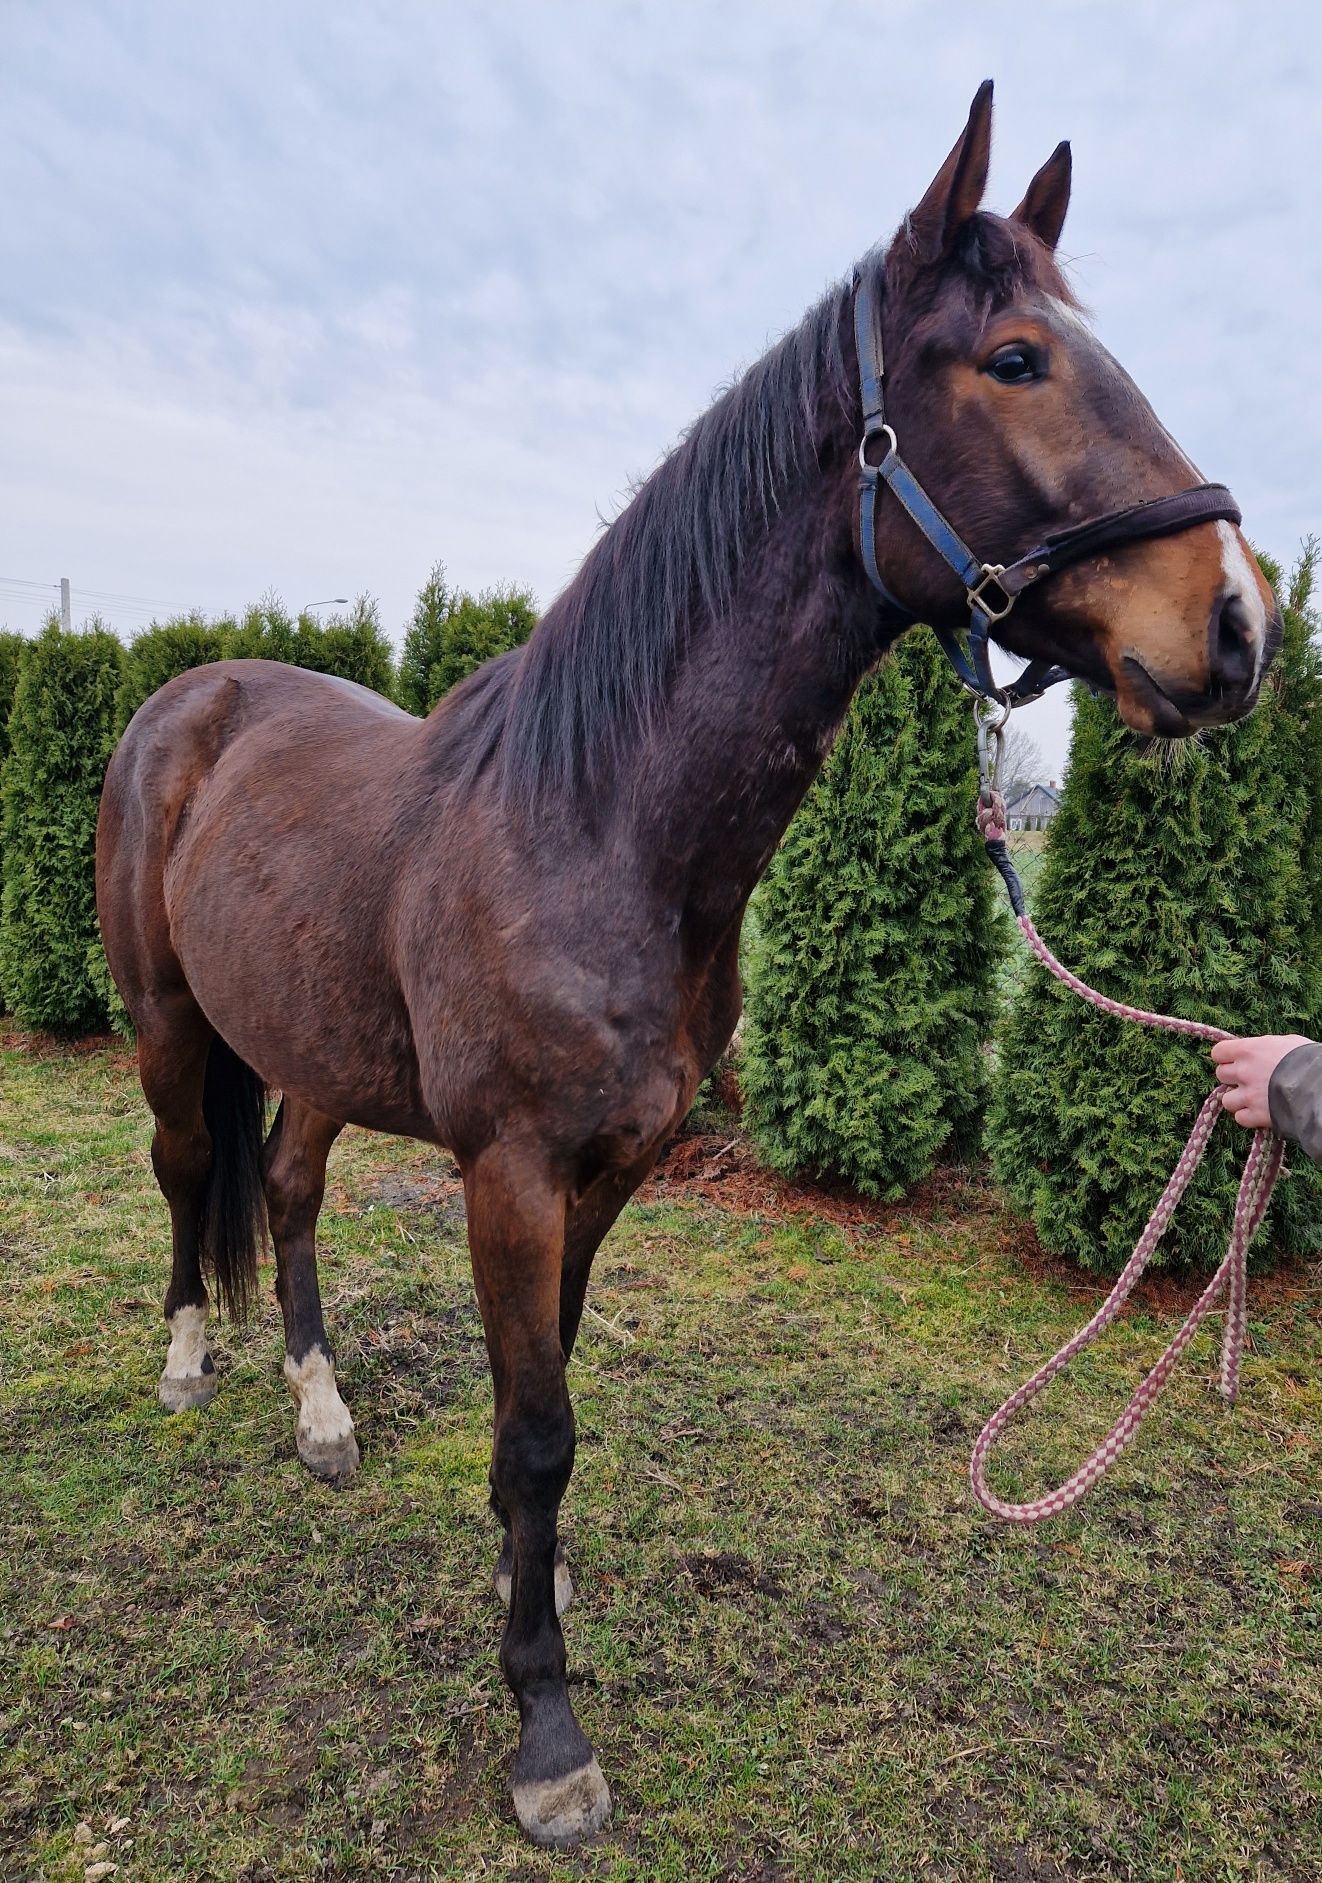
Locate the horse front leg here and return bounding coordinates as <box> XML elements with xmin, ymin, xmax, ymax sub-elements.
<box><xmin>492</xmin><ymin>1155</ymin><xmax>652</xmax><ymax>1621</ymax></box>
<box><xmin>465</xmin><ymin>1141</ymin><xmax>610</xmax><ymax>1848</ymax></box>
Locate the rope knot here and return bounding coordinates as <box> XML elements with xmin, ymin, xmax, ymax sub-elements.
<box><xmin>975</xmin><ymin>787</ymin><xmax>1008</xmax><ymax>843</ymax></box>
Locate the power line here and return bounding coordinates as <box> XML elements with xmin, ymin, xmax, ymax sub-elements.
<box><xmin>0</xmin><ymin>576</ymin><xmax>183</xmax><ymax>609</ymax></box>
<box><xmin>78</xmin><ymin>586</ymin><xmax>177</xmax><ymax>607</ymax></box>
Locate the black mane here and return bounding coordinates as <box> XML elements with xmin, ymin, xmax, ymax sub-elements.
<box><xmin>494</xmin><ymin>259</ymin><xmax>871</xmax><ymax>802</ymax></box>
<box><xmin>480</xmin><ymin>215</ymin><xmax>1065</xmax><ymax>804</ymax></box>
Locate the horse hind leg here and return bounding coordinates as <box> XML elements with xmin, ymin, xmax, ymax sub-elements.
<box><xmin>262</xmin><ymin>1098</ymin><xmax>358</xmax><ymax>1482</ymax></box>
<box><xmin>139</xmin><ymin>1002</ymin><xmax>221</xmax><ymax>1412</ymax></box>
<box><xmin>494</xmin><ymin>1526</ymin><xmax>573</xmax><ymax>1619</ymax></box>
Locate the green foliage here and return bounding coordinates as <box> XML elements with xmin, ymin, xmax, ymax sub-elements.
<box><xmin>0</xmin><ymin>630</ymin><xmax>23</xmax><ymax>765</ymax></box>
<box><xmin>86</xmin><ymin>930</ymin><xmax>133</xmax><ymax>1041</ymax></box>
<box><xmin>396</xmin><ymin>562</ymin><xmax>537</xmax><ymax>715</ymax></box>
<box><xmin>396</xmin><ymin>565</ymin><xmax>451</xmax><ymax>715</ymax></box>
<box><xmin>312</xmin><ymin>596</ymin><xmax>396</xmax><ymax>696</ymax></box>
<box><xmin>220</xmin><ymin>592</ymin><xmax>303</xmax><ymax>665</ymax></box>
<box><xmin>992</xmin><ymin>544</ymin><xmax>1322</xmax><ymax>1274</ymax></box>
<box><xmin>741</xmin><ymin>627</ymin><xmax>1003</xmax><ymax>1198</ymax></box>
<box><xmin>114</xmin><ymin>612</ymin><xmax>230</xmax><ymax>733</ymax></box>
<box><xmin>0</xmin><ymin>630</ymin><xmax>25</xmax><ymax>824</ymax></box>
<box><xmin>0</xmin><ymin>616</ymin><xmax>123</xmax><ymax>1033</ymax></box>
<box><xmin>223</xmin><ymin>592</ymin><xmax>399</xmax><ymax>690</ymax></box>
<box><xmin>0</xmin><ymin>629</ymin><xmax>28</xmax><ymax>1012</ymax></box>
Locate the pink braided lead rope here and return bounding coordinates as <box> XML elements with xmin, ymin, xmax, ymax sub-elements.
<box><xmin>969</xmin><ymin>789</ymin><xmax>1287</xmax><ymax>1523</ymax></box>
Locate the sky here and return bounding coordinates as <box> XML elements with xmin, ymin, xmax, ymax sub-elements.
<box><xmin>2</xmin><ymin>1</ymin><xmax>1319</xmax><ymax>775</ymax></box>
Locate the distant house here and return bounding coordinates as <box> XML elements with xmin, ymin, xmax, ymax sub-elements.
<box><xmin>1005</xmin><ymin>782</ymin><xmax>1061</xmax><ymax>832</ymax></box>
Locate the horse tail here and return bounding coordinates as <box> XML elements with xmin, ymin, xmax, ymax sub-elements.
<box><xmin>200</xmin><ymin>1035</ymin><xmax>268</xmax><ymax>1321</ymax></box>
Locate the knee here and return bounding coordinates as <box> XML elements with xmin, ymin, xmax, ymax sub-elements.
<box><xmin>493</xmin><ymin>1396</ymin><xmax>576</xmax><ymax>1513</ymax></box>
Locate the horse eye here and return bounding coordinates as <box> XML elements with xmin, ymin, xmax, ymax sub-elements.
<box><xmin>985</xmin><ymin>346</ymin><xmax>1039</xmax><ymax>385</ymax></box>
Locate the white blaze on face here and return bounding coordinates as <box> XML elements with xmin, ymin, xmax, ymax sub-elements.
<box><xmin>1216</xmin><ymin>521</ymin><xmax>1269</xmax><ymax>682</ymax></box>
<box><xmin>163</xmin><ymin>1302</ymin><xmax>211</xmax><ymax>1379</ymax></box>
<box><xmin>283</xmin><ymin>1347</ymin><xmax>355</xmax><ymax>1445</ymax></box>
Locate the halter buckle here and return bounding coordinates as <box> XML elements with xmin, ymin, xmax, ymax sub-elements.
<box><xmin>967</xmin><ymin>564</ymin><xmax>1016</xmax><ymax>623</ymax></box>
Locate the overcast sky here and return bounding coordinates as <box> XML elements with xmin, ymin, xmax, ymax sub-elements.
<box><xmin>2</xmin><ymin>1</ymin><xmax>1319</xmax><ymax>772</ymax></box>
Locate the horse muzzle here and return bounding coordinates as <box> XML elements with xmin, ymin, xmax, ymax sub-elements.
<box><xmin>1119</xmin><ymin>593</ymin><xmax>1282</xmax><ymax>736</ymax></box>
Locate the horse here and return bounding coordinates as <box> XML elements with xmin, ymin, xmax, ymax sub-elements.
<box><xmin>95</xmin><ymin>82</ymin><xmax>1280</xmax><ymax>1847</ymax></box>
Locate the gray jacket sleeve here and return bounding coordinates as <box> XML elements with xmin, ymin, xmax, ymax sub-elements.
<box><xmin>1267</xmin><ymin>1041</ymin><xmax>1322</xmax><ymax>1162</ymax></box>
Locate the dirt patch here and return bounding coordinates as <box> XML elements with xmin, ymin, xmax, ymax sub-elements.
<box><xmin>681</xmin><ymin>1551</ymin><xmax>784</xmax><ymax>1601</ymax></box>
<box><xmin>647</xmin><ymin>1132</ymin><xmax>1012</xmax><ymax>1233</ymax></box>
<box><xmin>352</xmin><ymin>1304</ymin><xmax>486</xmax><ymax>1415</ymax></box>
<box><xmin>340</xmin><ymin>1166</ymin><xmax>467</xmax><ymax>1230</ymax></box>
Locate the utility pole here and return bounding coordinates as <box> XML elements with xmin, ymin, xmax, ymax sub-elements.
<box><xmin>59</xmin><ymin>577</ymin><xmax>72</xmax><ymax>633</ymax></box>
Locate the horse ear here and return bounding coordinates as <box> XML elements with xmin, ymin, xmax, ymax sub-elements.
<box><xmin>1013</xmin><ymin>140</ymin><xmax>1072</xmax><ymax>250</ymax></box>
<box><xmin>907</xmin><ymin>79</ymin><xmax>994</xmax><ymax>262</ymax></box>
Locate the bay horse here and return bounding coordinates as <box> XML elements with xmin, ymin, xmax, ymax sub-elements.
<box><xmin>96</xmin><ymin>84</ymin><xmax>1279</xmax><ymax>1846</ymax></box>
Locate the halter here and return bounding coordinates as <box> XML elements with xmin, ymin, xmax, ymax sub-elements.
<box><xmin>852</xmin><ymin>276</ymin><xmax>1243</xmax><ymax>709</ymax></box>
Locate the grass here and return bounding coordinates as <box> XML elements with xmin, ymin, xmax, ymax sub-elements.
<box><xmin>2</xmin><ymin>1032</ymin><xmax>1320</xmax><ymax>1882</ymax></box>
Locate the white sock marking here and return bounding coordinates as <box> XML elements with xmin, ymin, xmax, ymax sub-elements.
<box><xmin>283</xmin><ymin>1348</ymin><xmax>355</xmax><ymax>1445</ymax></box>
<box><xmin>163</xmin><ymin>1303</ymin><xmax>210</xmax><ymax>1379</ymax></box>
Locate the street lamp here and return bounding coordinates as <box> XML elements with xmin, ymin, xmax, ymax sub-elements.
<box><xmin>302</xmin><ymin>597</ymin><xmax>349</xmax><ymax>613</ymax></box>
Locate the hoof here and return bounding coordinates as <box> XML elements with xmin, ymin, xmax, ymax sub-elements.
<box><xmin>285</xmin><ymin>1348</ymin><xmax>358</xmax><ymax>1483</ymax></box>
<box><xmin>296</xmin><ymin>1428</ymin><xmax>361</xmax><ymax>1482</ymax></box>
<box><xmin>158</xmin><ymin>1370</ymin><xmax>217</xmax><ymax>1413</ymax></box>
<box><xmin>512</xmin><ymin>1757</ymin><xmax>611</xmax><ymax>1847</ymax></box>
<box><xmin>495</xmin><ymin>1542</ymin><xmax>574</xmax><ymax>1616</ymax></box>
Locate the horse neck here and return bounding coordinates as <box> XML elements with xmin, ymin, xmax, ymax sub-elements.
<box><xmin>627</xmin><ymin>466</ymin><xmax>887</xmax><ymax>950</ymax></box>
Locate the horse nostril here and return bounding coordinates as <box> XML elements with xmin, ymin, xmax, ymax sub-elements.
<box><xmin>1211</xmin><ymin>594</ymin><xmax>1258</xmax><ymax>693</ymax></box>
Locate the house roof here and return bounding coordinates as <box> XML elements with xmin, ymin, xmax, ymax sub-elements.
<box><xmin>1005</xmin><ymin>783</ymin><xmax>1062</xmax><ymax>814</ymax></box>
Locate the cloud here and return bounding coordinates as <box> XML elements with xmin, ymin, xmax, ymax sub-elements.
<box><xmin>1</xmin><ymin>0</ymin><xmax>1318</xmax><ymax>771</ymax></box>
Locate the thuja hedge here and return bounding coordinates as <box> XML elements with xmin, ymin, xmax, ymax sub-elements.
<box><xmin>0</xmin><ymin>574</ymin><xmax>540</xmax><ymax>1034</ymax></box>
<box><xmin>114</xmin><ymin>595</ymin><xmax>397</xmax><ymax>732</ymax></box>
<box><xmin>741</xmin><ymin>626</ymin><xmax>1003</xmax><ymax>1198</ymax></box>
<box><xmin>397</xmin><ymin>563</ymin><xmax>537</xmax><ymax>715</ymax></box>
<box><xmin>0</xmin><ymin>630</ymin><xmax>25</xmax><ymax>948</ymax></box>
<box><xmin>0</xmin><ymin>617</ymin><xmax>124</xmax><ymax>1031</ymax></box>
<box><xmin>992</xmin><ymin>546</ymin><xmax>1322</xmax><ymax>1274</ymax></box>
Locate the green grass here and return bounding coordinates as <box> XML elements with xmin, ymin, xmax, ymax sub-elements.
<box><xmin>2</xmin><ymin>1034</ymin><xmax>1320</xmax><ymax>1881</ymax></box>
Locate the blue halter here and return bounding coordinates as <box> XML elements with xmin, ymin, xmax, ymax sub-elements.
<box><xmin>852</xmin><ymin>276</ymin><xmax>1243</xmax><ymax>709</ymax></box>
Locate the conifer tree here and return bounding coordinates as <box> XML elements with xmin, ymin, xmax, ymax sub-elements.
<box><xmin>396</xmin><ymin>564</ymin><xmax>452</xmax><ymax>715</ymax></box>
<box><xmin>0</xmin><ymin>628</ymin><xmax>27</xmax><ymax>1011</ymax></box>
<box><xmin>0</xmin><ymin>616</ymin><xmax>123</xmax><ymax>1033</ymax></box>
<box><xmin>429</xmin><ymin>585</ymin><xmax>537</xmax><ymax>702</ymax></box>
<box><xmin>741</xmin><ymin>627</ymin><xmax>1003</xmax><ymax>1197</ymax></box>
<box><xmin>316</xmin><ymin>596</ymin><xmax>396</xmax><ymax>695</ymax></box>
<box><xmin>221</xmin><ymin>593</ymin><xmax>302</xmax><ymax>664</ymax></box>
<box><xmin>991</xmin><ymin>545</ymin><xmax>1322</xmax><ymax>1274</ymax></box>
<box><xmin>115</xmin><ymin>611</ymin><xmax>229</xmax><ymax>733</ymax></box>
<box><xmin>0</xmin><ymin>631</ymin><xmax>22</xmax><ymax>755</ymax></box>
<box><xmin>396</xmin><ymin>564</ymin><xmax>537</xmax><ymax>715</ymax></box>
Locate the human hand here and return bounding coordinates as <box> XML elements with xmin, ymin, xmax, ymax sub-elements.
<box><xmin>1210</xmin><ymin>1034</ymin><xmax>1313</xmax><ymax>1130</ymax></box>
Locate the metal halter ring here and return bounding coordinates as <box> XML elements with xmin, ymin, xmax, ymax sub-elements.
<box><xmin>857</xmin><ymin>424</ymin><xmax>898</xmax><ymax>474</ymax></box>
<box><xmin>974</xmin><ymin>693</ymin><xmax>1012</xmax><ymax>792</ymax></box>
<box><xmin>967</xmin><ymin>563</ymin><xmax>1016</xmax><ymax>623</ymax></box>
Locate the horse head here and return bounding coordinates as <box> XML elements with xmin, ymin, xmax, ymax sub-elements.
<box><xmin>869</xmin><ymin>81</ymin><xmax>1280</xmax><ymax>734</ymax></box>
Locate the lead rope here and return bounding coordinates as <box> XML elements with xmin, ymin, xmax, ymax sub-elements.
<box><xmin>967</xmin><ymin>731</ymin><xmax>1286</xmax><ymax>1524</ymax></box>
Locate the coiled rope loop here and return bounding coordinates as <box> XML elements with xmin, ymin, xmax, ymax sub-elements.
<box><xmin>969</xmin><ymin>792</ymin><xmax>1286</xmax><ymax>1523</ymax></box>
